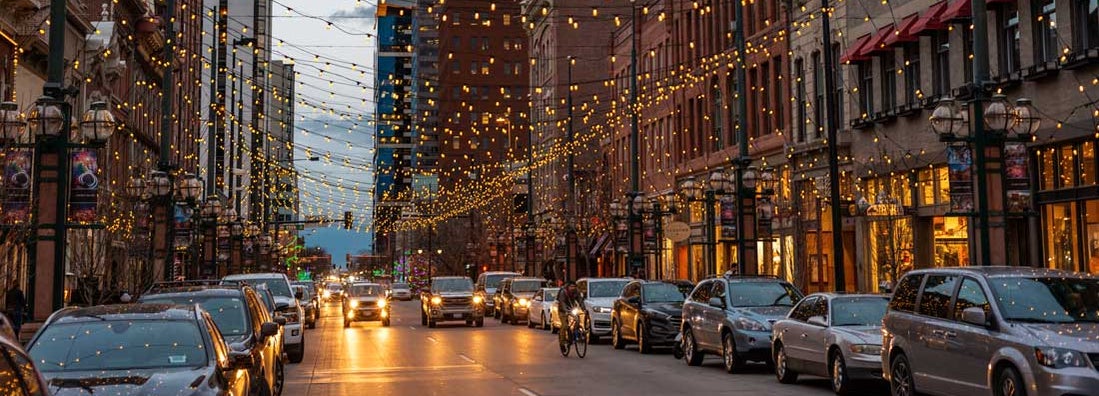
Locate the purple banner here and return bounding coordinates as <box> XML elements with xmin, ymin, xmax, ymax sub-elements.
<box><xmin>68</xmin><ymin>150</ymin><xmax>99</xmax><ymax>223</ymax></box>
<box><xmin>2</xmin><ymin>150</ymin><xmax>32</xmax><ymax>224</ymax></box>
<box><xmin>720</xmin><ymin>196</ymin><xmax>737</xmax><ymax>241</ymax></box>
<box><xmin>643</xmin><ymin>222</ymin><xmax>656</xmax><ymax>251</ymax></box>
<box><xmin>1004</xmin><ymin>143</ymin><xmax>1031</xmax><ymax>213</ymax></box>
<box><xmin>947</xmin><ymin>146</ymin><xmax>974</xmax><ymax>213</ymax></box>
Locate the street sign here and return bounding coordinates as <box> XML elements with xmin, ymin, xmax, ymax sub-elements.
<box><xmin>665</xmin><ymin>221</ymin><xmax>690</xmax><ymax>242</ymax></box>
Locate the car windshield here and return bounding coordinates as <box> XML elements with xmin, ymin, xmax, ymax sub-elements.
<box><xmin>433</xmin><ymin>278</ymin><xmax>474</xmax><ymax>292</ymax></box>
<box><xmin>348</xmin><ymin>285</ymin><xmax>383</xmax><ymax>297</ymax></box>
<box><xmin>485</xmin><ymin>274</ymin><xmax>513</xmax><ymax>289</ymax></box>
<box><xmin>326</xmin><ymin>284</ymin><xmax>343</xmax><ymax>291</ymax></box>
<box><xmin>588</xmin><ymin>281</ymin><xmax>629</xmax><ymax>298</ymax></box>
<box><xmin>225</xmin><ymin>277</ymin><xmax>292</xmax><ymax>298</ymax></box>
<box><xmin>991</xmin><ymin>277</ymin><xmax>1099</xmax><ymax>323</ymax></box>
<box><xmin>30</xmin><ymin>320</ymin><xmax>207</xmax><ymax>372</ymax></box>
<box><xmin>643</xmin><ymin>284</ymin><xmax>687</xmax><ymax>303</ymax></box>
<box><xmin>543</xmin><ymin>289</ymin><xmax>558</xmax><ymax>302</ymax></box>
<box><xmin>831</xmin><ymin>297</ymin><xmax>889</xmax><ymax>326</ymax></box>
<box><xmin>139</xmin><ymin>296</ymin><xmax>251</xmax><ymax>336</ymax></box>
<box><xmin>294</xmin><ymin>286</ymin><xmax>313</xmax><ymax>299</ymax></box>
<box><xmin>727</xmin><ymin>282</ymin><xmax>802</xmax><ymax>307</ymax></box>
<box><xmin>393</xmin><ymin>283</ymin><xmax>409</xmax><ymax>290</ymax></box>
<box><xmin>511</xmin><ymin>280</ymin><xmax>542</xmax><ymax>293</ymax></box>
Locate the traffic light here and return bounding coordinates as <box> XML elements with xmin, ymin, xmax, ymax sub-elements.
<box><xmin>343</xmin><ymin>211</ymin><xmax>352</xmax><ymax>230</ymax></box>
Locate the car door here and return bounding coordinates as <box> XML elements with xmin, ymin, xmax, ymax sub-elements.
<box><xmin>781</xmin><ymin>296</ymin><xmax>820</xmax><ymax>368</ymax></box>
<box><xmin>699</xmin><ymin>280</ymin><xmax>727</xmax><ymax>350</ymax></box>
<box><xmin>911</xmin><ymin>273</ymin><xmax>961</xmax><ymax>395</ymax></box>
<box><xmin>247</xmin><ymin>290</ymin><xmax>277</xmax><ymax>388</ymax></box>
<box><xmin>800</xmin><ymin>297</ymin><xmax>831</xmax><ymax>375</ymax></box>
<box><xmin>532</xmin><ymin>291</ymin><xmax>545</xmax><ymax>323</ymax></box>
<box><xmin>684</xmin><ymin>280</ymin><xmax>712</xmax><ymax>344</ymax></box>
<box><xmin>943</xmin><ymin>277</ymin><xmax>995</xmax><ymax>393</ymax></box>
<box><xmin>618</xmin><ymin>283</ymin><xmax>640</xmax><ymax>339</ymax></box>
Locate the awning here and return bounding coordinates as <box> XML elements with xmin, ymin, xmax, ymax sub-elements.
<box><xmin>856</xmin><ymin>24</ymin><xmax>896</xmax><ymax>57</ymax></box>
<box><xmin>589</xmin><ymin>234</ymin><xmax>610</xmax><ymax>257</ymax></box>
<box><xmin>940</xmin><ymin>0</ymin><xmax>972</xmax><ymax>22</ymax></box>
<box><xmin>839</xmin><ymin>34</ymin><xmax>874</xmax><ymax>64</ymax></box>
<box><xmin>909</xmin><ymin>1</ymin><xmax>949</xmax><ymax>35</ymax></box>
<box><xmin>881</xmin><ymin>14</ymin><xmax>921</xmax><ymax>47</ymax></box>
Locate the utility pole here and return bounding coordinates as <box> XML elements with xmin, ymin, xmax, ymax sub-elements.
<box><xmin>151</xmin><ymin>0</ymin><xmax>180</xmax><ymax>282</ymax></box>
<box><xmin>566</xmin><ymin>55</ymin><xmax>575</xmax><ymax>281</ymax></box>
<box><xmin>733</xmin><ymin>0</ymin><xmax>755</xmax><ymax>275</ymax></box>
<box><xmin>821</xmin><ymin>0</ymin><xmax>846</xmax><ymax>290</ymax></box>
<box><xmin>627</xmin><ymin>1</ymin><xmax>642</xmax><ymax>276</ymax></box>
<box><xmin>969</xmin><ymin>0</ymin><xmax>999</xmax><ymax>266</ymax></box>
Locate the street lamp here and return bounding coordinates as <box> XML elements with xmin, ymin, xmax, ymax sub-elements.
<box><xmin>79</xmin><ymin>101</ymin><xmax>116</xmax><ymax>143</ymax></box>
<box><xmin>0</xmin><ymin>102</ymin><xmax>26</xmax><ymax>142</ymax></box>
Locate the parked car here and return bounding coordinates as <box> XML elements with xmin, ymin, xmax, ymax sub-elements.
<box><xmin>27</xmin><ymin>304</ymin><xmax>252</xmax><ymax>395</ymax></box>
<box><xmin>390</xmin><ymin>282</ymin><xmax>413</xmax><ymax>301</ymax></box>
<box><xmin>292</xmin><ymin>284</ymin><xmax>319</xmax><ymax>329</ymax></box>
<box><xmin>577</xmin><ymin>277</ymin><xmax>631</xmax><ymax>343</ymax></box>
<box><xmin>882</xmin><ymin>267</ymin><xmax>1099</xmax><ymax>396</ymax></box>
<box><xmin>0</xmin><ymin>327</ymin><xmax>48</xmax><ymax>395</ymax></box>
<box><xmin>475</xmin><ymin>271</ymin><xmax>520</xmax><ymax>317</ymax></box>
<box><xmin>140</xmin><ymin>282</ymin><xmax>286</xmax><ymax>396</ymax></box>
<box><xmin>223</xmin><ymin>273</ymin><xmax>307</xmax><ymax>363</ymax></box>
<box><xmin>500</xmin><ymin>277</ymin><xmax>545</xmax><ymax>325</ymax></box>
<box><xmin>322</xmin><ymin>282</ymin><xmax>344</xmax><ymax>302</ymax></box>
<box><xmin>421</xmin><ymin>276</ymin><xmax>485</xmax><ymax>327</ymax></box>
<box><xmin>528</xmin><ymin>287</ymin><xmax>559</xmax><ymax>330</ymax></box>
<box><xmin>681</xmin><ymin>275</ymin><xmax>803</xmax><ymax>372</ymax></box>
<box><xmin>611</xmin><ymin>280</ymin><xmax>689</xmax><ymax>353</ymax></box>
<box><xmin>772</xmin><ymin>293</ymin><xmax>889</xmax><ymax>394</ymax></box>
<box><xmin>342</xmin><ymin>282</ymin><xmax>391</xmax><ymax>327</ymax></box>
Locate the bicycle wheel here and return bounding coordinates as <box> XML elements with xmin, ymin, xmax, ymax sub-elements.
<box><xmin>575</xmin><ymin>328</ymin><xmax>588</xmax><ymax>358</ymax></box>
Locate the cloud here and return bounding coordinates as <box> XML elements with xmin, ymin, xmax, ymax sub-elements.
<box><xmin>331</xmin><ymin>5</ymin><xmax>376</xmax><ymax>25</ymax></box>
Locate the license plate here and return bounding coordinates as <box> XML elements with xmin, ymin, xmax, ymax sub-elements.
<box><xmin>447</xmin><ymin>314</ymin><xmax>461</xmax><ymax>319</ymax></box>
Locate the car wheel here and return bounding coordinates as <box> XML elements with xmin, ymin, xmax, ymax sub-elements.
<box><xmin>343</xmin><ymin>318</ymin><xmax>350</xmax><ymax>328</ymax></box>
<box><xmin>774</xmin><ymin>343</ymin><xmax>799</xmax><ymax>384</ymax></box>
<box><xmin>420</xmin><ymin>308</ymin><xmax>427</xmax><ymax>326</ymax></box>
<box><xmin>273</xmin><ymin>358</ymin><xmax>285</xmax><ymax>396</ymax></box>
<box><xmin>996</xmin><ymin>366</ymin><xmax>1026</xmax><ymax>396</ymax></box>
<box><xmin>428</xmin><ymin>317</ymin><xmax>437</xmax><ymax>328</ymax></box>
<box><xmin>510</xmin><ymin>310</ymin><xmax>519</xmax><ymax>325</ymax></box>
<box><xmin>475</xmin><ymin>318</ymin><xmax>484</xmax><ymax>327</ymax></box>
<box><xmin>611</xmin><ymin>320</ymin><xmax>625</xmax><ymax>350</ymax></box>
<box><xmin>307</xmin><ymin>320</ymin><xmax>316</xmax><ymax>330</ymax></box>
<box><xmin>382</xmin><ymin>317</ymin><xmax>391</xmax><ymax>327</ymax></box>
<box><xmin>683</xmin><ymin>327</ymin><xmax>704</xmax><ymax>366</ymax></box>
<box><xmin>255</xmin><ymin>375</ymin><xmax>272</xmax><ymax>396</ymax></box>
<box><xmin>541</xmin><ymin>313</ymin><xmax>549</xmax><ymax>330</ymax></box>
<box><xmin>722</xmin><ymin>332</ymin><xmax>744</xmax><ymax>374</ymax></box>
<box><xmin>494</xmin><ymin>307</ymin><xmax>501</xmax><ymax>319</ymax></box>
<box><xmin>527</xmin><ymin>316</ymin><xmax>535</xmax><ymax>328</ymax></box>
<box><xmin>890</xmin><ymin>354</ymin><xmax>917</xmax><ymax>396</ymax></box>
<box><xmin>288</xmin><ymin>338</ymin><xmax>304</xmax><ymax>364</ymax></box>
<box><xmin>637</xmin><ymin>322</ymin><xmax>652</xmax><ymax>354</ymax></box>
<box><xmin>831</xmin><ymin>351</ymin><xmax>852</xmax><ymax>395</ymax></box>
<box><xmin>584</xmin><ymin>316</ymin><xmax>600</xmax><ymax>344</ymax></box>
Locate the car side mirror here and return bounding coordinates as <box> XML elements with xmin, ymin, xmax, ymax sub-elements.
<box><xmin>960</xmin><ymin>307</ymin><xmax>989</xmax><ymax>327</ymax></box>
<box><xmin>224</xmin><ymin>350</ymin><xmax>253</xmax><ymax>371</ymax></box>
<box><xmin>274</xmin><ymin>316</ymin><xmax>287</xmax><ymax>326</ymax></box>
<box><xmin>294</xmin><ymin>289</ymin><xmax>304</xmax><ymax>300</ymax></box>
<box><xmin>708</xmin><ymin>297</ymin><xmax>725</xmax><ymax>308</ymax></box>
<box><xmin>626</xmin><ymin>296</ymin><xmax>641</xmax><ymax>306</ymax></box>
<box><xmin>807</xmin><ymin>315</ymin><xmax>828</xmax><ymax>327</ymax></box>
<box><xmin>260</xmin><ymin>321</ymin><xmax>279</xmax><ymax>338</ymax></box>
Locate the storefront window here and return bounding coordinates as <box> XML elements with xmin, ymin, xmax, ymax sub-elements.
<box><xmin>1040</xmin><ymin>148</ymin><xmax>1056</xmax><ymax>190</ymax></box>
<box><xmin>869</xmin><ymin>217</ymin><xmax>913</xmax><ymax>291</ymax></box>
<box><xmin>918</xmin><ymin>169</ymin><xmax>934</xmax><ymax>207</ymax></box>
<box><xmin>933</xmin><ymin>217</ymin><xmax>969</xmax><ymax>267</ymax></box>
<box><xmin>1082</xmin><ymin>142</ymin><xmax>1096</xmax><ymax>185</ymax></box>
<box><xmin>936</xmin><ymin>167</ymin><xmax>950</xmax><ymax>204</ymax></box>
<box><xmin>1085</xmin><ymin>200</ymin><xmax>1099</xmax><ymax>273</ymax></box>
<box><xmin>1045</xmin><ymin>202</ymin><xmax>1078</xmax><ymax>272</ymax></box>
<box><xmin>916</xmin><ymin>166</ymin><xmax>951</xmax><ymax>207</ymax></box>
<box><xmin>1060</xmin><ymin>146</ymin><xmax>1076</xmax><ymax>188</ymax></box>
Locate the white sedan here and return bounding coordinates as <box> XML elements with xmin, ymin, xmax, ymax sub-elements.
<box><xmin>390</xmin><ymin>282</ymin><xmax>413</xmax><ymax>301</ymax></box>
<box><xmin>527</xmin><ymin>287</ymin><xmax>558</xmax><ymax>330</ymax></box>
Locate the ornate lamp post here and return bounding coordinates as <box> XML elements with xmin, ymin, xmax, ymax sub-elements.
<box><xmin>201</xmin><ymin>197</ymin><xmax>222</xmax><ymax>278</ymax></box>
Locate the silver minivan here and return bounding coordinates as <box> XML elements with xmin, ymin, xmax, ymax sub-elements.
<box><xmin>882</xmin><ymin>266</ymin><xmax>1099</xmax><ymax>396</ymax></box>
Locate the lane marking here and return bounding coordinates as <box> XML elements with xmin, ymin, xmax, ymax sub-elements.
<box><xmin>427</xmin><ymin>336</ymin><xmax>438</xmax><ymax>343</ymax></box>
<box><xmin>409</xmin><ymin>326</ymin><xmax>416</xmax><ymax>330</ymax></box>
<box><xmin>458</xmin><ymin>354</ymin><xmax>475</xmax><ymax>363</ymax></box>
<box><xmin>518</xmin><ymin>387</ymin><xmax>539</xmax><ymax>396</ymax></box>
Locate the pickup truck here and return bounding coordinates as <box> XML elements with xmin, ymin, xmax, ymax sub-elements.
<box><xmin>420</xmin><ymin>276</ymin><xmax>485</xmax><ymax>328</ymax></box>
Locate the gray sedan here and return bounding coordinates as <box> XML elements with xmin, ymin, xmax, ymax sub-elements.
<box><xmin>772</xmin><ymin>293</ymin><xmax>889</xmax><ymax>395</ymax></box>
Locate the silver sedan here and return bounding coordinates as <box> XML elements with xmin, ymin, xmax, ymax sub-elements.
<box><xmin>527</xmin><ymin>287</ymin><xmax>559</xmax><ymax>330</ymax></box>
<box><xmin>771</xmin><ymin>293</ymin><xmax>889</xmax><ymax>395</ymax></box>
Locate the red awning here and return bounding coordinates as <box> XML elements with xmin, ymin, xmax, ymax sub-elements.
<box><xmin>839</xmin><ymin>34</ymin><xmax>874</xmax><ymax>64</ymax></box>
<box><xmin>882</xmin><ymin>14</ymin><xmax>921</xmax><ymax>47</ymax></box>
<box><xmin>909</xmin><ymin>1</ymin><xmax>949</xmax><ymax>35</ymax></box>
<box><xmin>857</xmin><ymin>24</ymin><xmax>896</xmax><ymax>57</ymax></box>
<box><xmin>940</xmin><ymin>0</ymin><xmax>972</xmax><ymax>21</ymax></box>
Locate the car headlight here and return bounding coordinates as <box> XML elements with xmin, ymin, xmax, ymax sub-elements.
<box><xmin>647</xmin><ymin>310</ymin><xmax>672</xmax><ymax>322</ymax></box>
<box><xmin>849</xmin><ymin>344</ymin><xmax>882</xmax><ymax>356</ymax></box>
<box><xmin>349</xmin><ymin>300</ymin><xmax>359</xmax><ymax>308</ymax></box>
<box><xmin>592</xmin><ymin>306</ymin><xmax>612</xmax><ymax>313</ymax></box>
<box><xmin>473</xmin><ymin>296</ymin><xmax>483</xmax><ymax>304</ymax></box>
<box><xmin>431</xmin><ymin>296</ymin><xmax>442</xmax><ymax>305</ymax></box>
<box><xmin>735</xmin><ymin>317</ymin><xmax>768</xmax><ymax>332</ymax></box>
<box><xmin>519</xmin><ymin>298</ymin><xmax>530</xmax><ymax>307</ymax></box>
<box><xmin>377</xmin><ymin>299</ymin><xmax>387</xmax><ymax>308</ymax></box>
<box><xmin>1036</xmin><ymin>347</ymin><xmax>1088</xmax><ymax>368</ymax></box>
<box><xmin>322</xmin><ymin>290</ymin><xmax>331</xmax><ymax>299</ymax></box>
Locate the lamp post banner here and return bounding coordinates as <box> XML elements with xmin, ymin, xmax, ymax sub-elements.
<box><xmin>1003</xmin><ymin>143</ymin><xmax>1031</xmax><ymax>213</ymax></box>
<box><xmin>720</xmin><ymin>196</ymin><xmax>737</xmax><ymax>241</ymax></box>
<box><xmin>947</xmin><ymin>146</ymin><xmax>974</xmax><ymax>213</ymax></box>
<box><xmin>2</xmin><ymin>150</ymin><xmax>32</xmax><ymax>224</ymax></box>
<box><xmin>68</xmin><ymin>150</ymin><xmax>99</xmax><ymax>223</ymax></box>
<box><xmin>173</xmin><ymin>205</ymin><xmax>193</xmax><ymax>248</ymax></box>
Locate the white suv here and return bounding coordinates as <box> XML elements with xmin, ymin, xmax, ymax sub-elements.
<box><xmin>577</xmin><ymin>277</ymin><xmax>631</xmax><ymax>343</ymax></box>
<box><xmin>223</xmin><ymin>273</ymin><xmax>306</xmax><ymax>363</ymax></box>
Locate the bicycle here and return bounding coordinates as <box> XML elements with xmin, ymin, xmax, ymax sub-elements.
<box><xmin>560</xmin><ymin>307</ymin><xmax>588</xmax><ymax>358</ymax></box>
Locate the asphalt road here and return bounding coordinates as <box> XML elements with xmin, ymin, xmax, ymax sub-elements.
<box><xmin>283</xmin><ymin>300</ymin><xmax>870</xmax><ymax>396</ymax></box>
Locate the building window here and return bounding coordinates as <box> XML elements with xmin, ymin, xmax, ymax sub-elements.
<box><xmin>712</xmin><ymin>82</ymin><xmax>724</xmax><ymax>150</ymax></box>
<box><xmin>859</xmin><ymin>63</ymin><xmax>874</xmax><ymax>118</ymax></box>
<box><xmin>832</xmin><ymin>43</ymin><xmax>844</xmax><ymax>126</ymax></box>
<box><xmin>451</xmin><ymin>36</ymin><xmax>461</xmax><ymax>50</ymax></box>
<box><xmin>773</xmin><ymin>56</ymin><xmax>784</xmax><ymax>135</ymax></box>
<box><xmin>795</xmin><ymin>58</ymin><xmax>806</xmax><ymax>143</ymax></box>
<box><xmin>1035</xmin><ymin>0</ymin><xmax>1059</xmax><ymax>63</ymax></box>
<box><xmin>812</xmin><ymin>52</ymin><xmax>824</xmax><ymax>138</ymax></box>
<box><xmin>503</xmin><ymin>14</ymin><xmax>511</xmax><ymax>25</ymax></box>
<box><xmin>727</xmin><ymin>71</ymin><xmax>739</xmax><ymax>145</ymax></box>
<box><xmin>480</xmin><ymin>37</ymin><xmax>490</xmax><ymax>51</ymax></box>
<box><xmin>450</xmin><ymin>61</ymin><xmax>460</xmax><ymax>74</ymax></box>
<box><xmin>1075</xmin><ymin>0</ymin><xmax>1099</xmax><ymax>49</ymax></box>
<box><xmin>1000</xmin><ymin>3</ymin><xmax>1022</xmax><ymax>74</ymax></box>
<box><xmin>931</xmin><ymin>31</ymin><xmax>950</xmax><ymax>96</ymax></box>
<box><xmin>904</xmin><ymin>43</ymin><xmax>921</xmax><ymax>105</ymax></box>
<box><xmin>470</xmin><ymin>62</ymin><xmax>478</xmax><ymax>75</ymax></box>
<box><xmin>880</xmin><ymin>51</ymin><xmax>897</xmax><ymax>111</ymax></box>
<box><xmin>963</xmin><ymin>27</ymin><xmax>974</xmax><ymax>83</ymax></box>
<box><xmin>452</xmin><ymin>12</ymin><xmax>460</xmax><ymax>25</ymax></box>
<box><xmin>761</xmin><ymin>62</ymin><xmax>771</xmax><ymax>135</ymax></box>
<box><xmin>481</xmin><ymin>62</ymin><xmax>490</xmax><ymax>75</ymax></box>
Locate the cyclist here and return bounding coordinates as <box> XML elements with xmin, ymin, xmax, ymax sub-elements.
<box><xmin>556</xmin><ymin>281</ymin><xmax>585</xmax><ymax>354</ymax></box>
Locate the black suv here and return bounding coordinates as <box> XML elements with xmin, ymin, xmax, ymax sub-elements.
<box><xmin>140</xmin><ymin>282</ymin><xmax>285</xmax><ymax>396</ymax></box>
<box><xmin>27</xmin><ymin>304</ymin><xmax>253</xmax><ymax>396</ymax></box>
<box><xmin>611</xmin><ymin>280</ymin><xmax>691</xmax><ymax>353</ymax></box>
<box><xmin>499</xmin><ymin>277</ymin><xmax>545</xmax><ymax>325</ymax></box>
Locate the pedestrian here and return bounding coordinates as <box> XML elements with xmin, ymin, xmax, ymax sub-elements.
<box><xmin>5</xmin><ymin>283</ymin><xmax>25</xmax><ymax>337</ymax></box>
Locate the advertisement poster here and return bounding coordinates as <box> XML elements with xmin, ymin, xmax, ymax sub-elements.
<box><xmin>1004</xmin><ymin>143</ymin><xmax>1031</xmax><ymax>213</ymax></box>
<box><xmin>720</xmin><ymin>196</ymin><xmax>737</xmax><ymax>241</ymax></box>
<box><xmin>643</xmin><ymin>222</ymin><xmax>656</xmax><ymax>251</ymax></box>
<box><xmin>68</xmin><ymin>150</ymin><xmax>99</xmax><ymax>223</ymax></box>
<box><xmin>173</xmin><ymin>205</ymin><xmax>194</xmax><ymax>249</ymax></box>
<box><xmin>2</xmin><ymin>150</ymin><xmax>32</xmax><ymax>224</ymax></box>
<box><xmin>947</xmin><ymin>146</ymin><xmax>974</xmax><ymax>213</ymax></box>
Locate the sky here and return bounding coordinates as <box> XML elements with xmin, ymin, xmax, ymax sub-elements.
<box><xmin>271</xmin><ymin>0</ymin><xmax>378</xmax><ymax>266</ymax></box>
